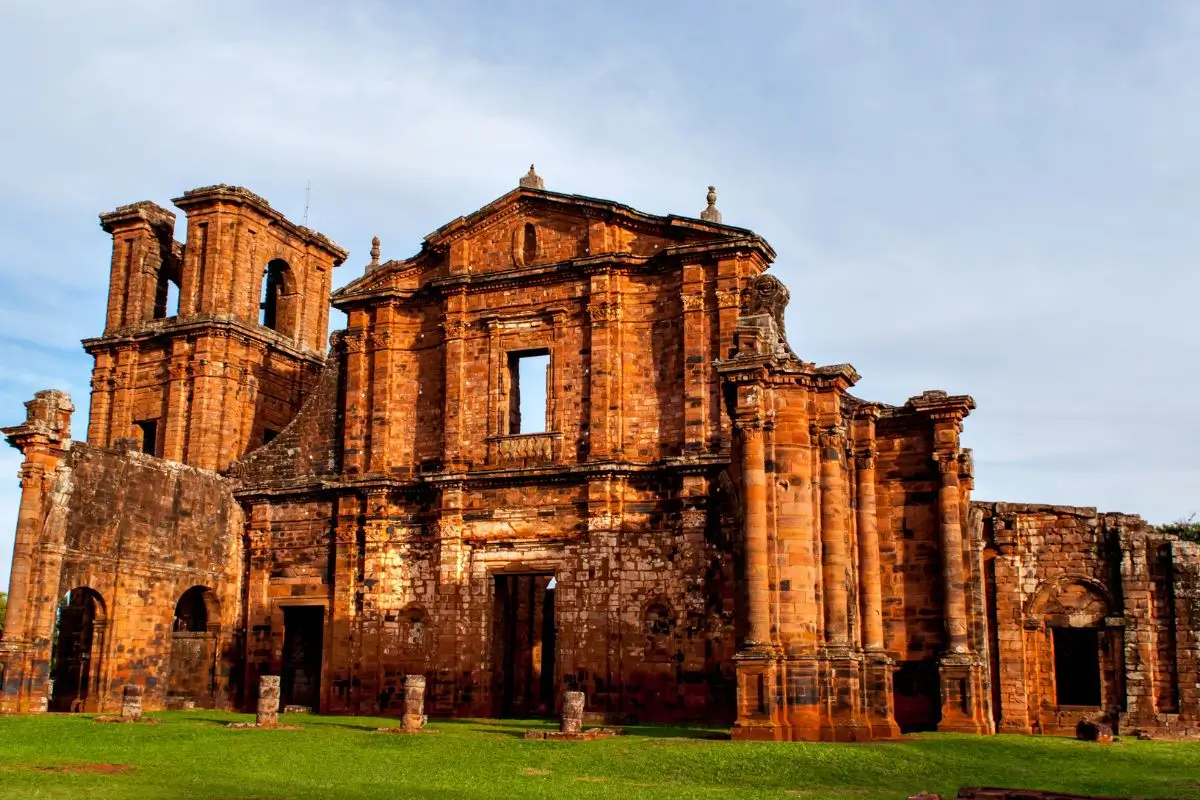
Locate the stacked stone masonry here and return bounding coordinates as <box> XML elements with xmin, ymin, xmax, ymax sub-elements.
<box><xmin>0</xmin><ymin>175</ymin><xmax>1195</xmax><ymax>742</ymax></box>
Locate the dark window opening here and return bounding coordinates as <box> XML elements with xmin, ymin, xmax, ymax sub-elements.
<box><xmin>260</xmin><ymin>259</ymin><xmax>287</xmax><ymax>330</ymax></box>
<box><xmin>263</xmin><ymin>429</ymin><xmax>279</xmax><ymax>445</ymax></box>
<box><xmin>135</xmin><ymin>419</ymin><xmax>159</xmax><ymax>457</ymax></box>
<box><xmin>507</xmin><ymin>349</ymin><xmax>550</xmax><ymax>434</ymax></box>
<box><xmin>1053</xmin><ymin>627</ymin><xmax>1102</xmax><ymax>706</ymax></box>
<box><xmin>152</xmin><ymin>269</ymin><xmax>181</xmax><ymax>320</ymax></box>
<box><xmin>522</xmin><ymin>222</ymin><xmax>538</xmax><ymax>265</ymax></box>
<box><xmin>173</xmin><ymin>587</ymin><xmax>210</xmax><ymax>633</ymax></box>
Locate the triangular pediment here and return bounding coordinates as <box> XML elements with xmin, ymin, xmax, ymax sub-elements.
<box><xmin>333</xmin><ymin>186</ymin><xmax>768</xmax><ymax>308</ymax></box>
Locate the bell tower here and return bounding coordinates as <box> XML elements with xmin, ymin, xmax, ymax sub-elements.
<box><xmin>84</xmin><ymin>185</ymin><xmax>347</xmax><ymax>471</ymax></box>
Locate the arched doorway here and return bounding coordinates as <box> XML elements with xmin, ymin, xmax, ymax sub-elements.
<box><xmin>168</xmin><ymin>586</ymin><xmax>221</xmax><ymax>706</ymax></box>
<box><xmin>1025</xmin><ymin>577</ymin><xmax>1118</xmax><ymax>733</ymax></box>
<box><xmin>49</xmin><ymin>587</ymin><xmax>106</xmax><ymax>712</ymax></box>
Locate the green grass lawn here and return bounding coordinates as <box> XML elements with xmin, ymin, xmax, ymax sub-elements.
<box><xmin>0</xmin><ymin>712</ymin><xmax>1196</xmax><ymax>800</ymax></box>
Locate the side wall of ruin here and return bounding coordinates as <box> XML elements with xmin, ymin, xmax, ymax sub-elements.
<box><xmin>1</xmin><ymin>426</ymin><xmax>243</xmax><ymax>713</ymax></box>
<box><xmin>972</xmin><ymin>503</ymin><xmax>1200</xmax><ymax>736</ymax></box>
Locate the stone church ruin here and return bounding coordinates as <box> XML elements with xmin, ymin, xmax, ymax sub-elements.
<box><xmin>0</xmin><ymin>170</ymin><xmax>1196</xmax><ymax>740</ymax></box>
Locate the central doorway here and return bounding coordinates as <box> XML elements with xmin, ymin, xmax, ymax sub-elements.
<box><xmin>493</xmin><ymin>574</ymin><xmax>556</xmax><ymax>717</ymax></box>
<box><xmin>281</xmin><ymin>606</ymin><xmax>324</xmax><ymax>711</ymax></box>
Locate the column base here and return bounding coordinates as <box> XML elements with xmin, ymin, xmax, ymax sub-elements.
<box><xmin>732</xmin><ymin>647</ymin><xmax>785</xmax><ymax>741</ymax></box>
<box><xmin>936</xmin><ymin>653</ymin><xmax>992</xmax><ymax>735</ymax></box>
<box><xmin>817</xmin><ymin>649</ymin><xmax>871</xmax><ymax>742</ymax></box>
<box><xmin>863</xmin><ymin>651</ymin><xmax>901</xmax><ymax>739</ymax></box>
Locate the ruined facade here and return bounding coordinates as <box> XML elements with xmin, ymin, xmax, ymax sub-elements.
<box><xmin>0</xmin><ymin>172</ymin><xmax>1196</xmax><ymax>741</ymax></box>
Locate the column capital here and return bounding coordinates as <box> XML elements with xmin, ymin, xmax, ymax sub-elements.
<box><xmin>816</xmin><ymin>423</ymin><xmax>847</xmax><ymax>451</ymax></box>
<box><xmin>932</xmin><ymin>450</ymin><xmax>960</xmax><ymax>475</ymax></box>
<box><xmin>441</xmin><ymin>318</ymin><xmax>467</xmax><ymax>340</ymax></box>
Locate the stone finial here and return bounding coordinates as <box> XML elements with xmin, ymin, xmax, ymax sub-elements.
<box><xmin>369</xmin><ymin>235</ymin><xmax>380</xmax><ymax>269</ymax></box>
<box><xmin>519</xmin><ymin>164</ymin><xmax>545</xmax><ymax>190</ymax></box>
<box><xmin>700</xmin><ymin>185</ymin><xmax>722</xmax><ymax>223</ymax></box>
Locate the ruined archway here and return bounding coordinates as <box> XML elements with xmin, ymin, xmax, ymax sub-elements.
<box><xmin>1025</xmin><ymin>576</ymin><xmax>1119</xmax><ymax>730</ymax></box>
<box><xmin>49</xmin><ymin>587</ymin><xmax>106</xmax><ymax>712</ymax></box>
<box><xmin>168</xmin><ymin>586</ymin><xmax>221</xmax><ymax>707</ymax></box>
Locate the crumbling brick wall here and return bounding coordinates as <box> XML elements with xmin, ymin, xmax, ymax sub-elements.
<box><xmin>0</xmin><ymin>431</ymin><xmax>242</xmax><ymax>713</ymax></box>
<box><xmin>972</xmin><ymin>503</ymin><xmax>1199</xmax><ymax>736</ymax></box>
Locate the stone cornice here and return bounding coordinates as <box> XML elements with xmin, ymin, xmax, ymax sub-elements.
<box><xmin>171</xmin><ymin>184</ymin><xmax>348</xmax><ymax>264</ymax></box>
<box><xmin>82</xmin><ymin>316</ymin><xmax>327</xmax><ymax>366</ymax></box>
<box><xmin>99</xmin><ymin>200</ymin><xmax>176</xmax><ymax>233</ymax></box>
<box><xmin>231</xmin><ymin>455</ymin><xmax>732</xmax><ymax>501</ymax></box>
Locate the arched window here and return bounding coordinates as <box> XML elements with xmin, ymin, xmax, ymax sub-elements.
<box><xmin>259</xmin><ymin>259</ymin><xmax>288</xmax><ymax>330</ymax></box>
<box><xmin>173</xmin><ymin>586</ymin><xmax>214</xmax><ymax>633</ymax></box>
<box><xmin>522</xmin><ymin>223</ymin><xmax>538</xmax><ymax>266</ymax></box>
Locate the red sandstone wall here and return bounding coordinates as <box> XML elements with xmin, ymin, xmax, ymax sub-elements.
<box><xmin>6</xmin><ymin>443</ymin><xmax>242</xmax><ymax>712</ymax></box>
<box><xmin>972</xmin><ymin>503</ymin><xmax>1199</xmax><ymax>736</ymax></box>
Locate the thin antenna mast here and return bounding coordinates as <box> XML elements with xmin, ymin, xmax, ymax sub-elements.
<box><xmin>303</xmin><ymin>178</ymin><xmax>311</xmax><ymax>226</ymax></box>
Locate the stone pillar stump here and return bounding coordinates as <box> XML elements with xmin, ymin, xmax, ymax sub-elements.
<box><xmin>121</xmin><ymin>685</ymin><xmax>143</xmax><ymax>720</ymax></box>
<box><xmin>257</xmin><ymin>675</ymin><xmax>280</xmax><ymax>727</ymax></box>
<box><xmin>561</xmin><ymin>691</ymin><xmax>585</xmax><ymax>734</ymax></box>
<box><xmin>401</xmin><ymin>674</ymin><xmax>426</xmax><ymax>733</ymax></box>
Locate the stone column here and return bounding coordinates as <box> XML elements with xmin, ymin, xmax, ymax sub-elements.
<box><xmin>744</xmin><ymin>421</ymin><xmax>771</xmax><ymax>648</ymax></box>
<box><xmin>401</xmin><ymin>674</ymin><xmax>426</xmax><ymax>733</ymax></box>
<box><xmin>121</xmin><ymin>685</ymin><xmax>143</xmax><ymax>720</ymax></box>
<box><xmin>934</xmin><ymin>449</ymin><xmax>987</xmax><ymax>734</ymax></box>
<box><xmin>819</xmin><ymin>426</ymin><xmax>850</xmax><ymax>648</ymax></box>
<box><xmin>257</xmin><ymin>675</ymin><xmax>280</xmax><ymax>727</ymax></box>
<box><xmin>0</xmin><ymin>390</ymin><xmax>73</xmax><ymax>714</ymax></box>
<box><xmin>935</xmin><ymin>452</ymin><xmax>969</xmax><ymax>653</ymax></box>
<box><xmin>855</xmin><ymin>448</ymin><xmax>884</xmax><ymax>652</ymax></box>
<box><xmin>441</xmin><ymin>292</ymin><xmax>468</xmax><ymax>471</ymax></box>
<box><xmin>341</xmin><ymin>326</ymin><xmax>368</xmax><ymax>476</ymax></box>
<box><xmin>856</xmin><ymin>445</ymin><xmax>899</xmax><ymax>738</ymax></box>
<box><xmin>561</xmin><ymin>691</ymin><xmax>585</xmax><ymax>735</ymax></box>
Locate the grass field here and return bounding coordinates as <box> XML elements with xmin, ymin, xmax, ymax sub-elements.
<box><xmin>0</xmin><ymin>712</ymin><xmax>1196</xmax><ymax>799</ymax></box>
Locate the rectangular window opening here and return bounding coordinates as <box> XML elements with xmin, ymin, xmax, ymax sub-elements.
<box><xmin>507</xmin><ymin>350</ymin><xmax>550</xmax><ymax>435</ymax></box>
<box><xmin>135</xmin><ymin>419</ymin><xmax>159</xmax><ymax>457</ymax></box>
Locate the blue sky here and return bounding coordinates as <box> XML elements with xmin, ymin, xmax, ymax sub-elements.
<box><xmin>1</xmin><ymin>1</ymin><xmax>1198</xmax><ymax>590</ymax></box>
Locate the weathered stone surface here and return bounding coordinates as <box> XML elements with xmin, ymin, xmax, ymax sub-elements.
<box><xmin>0</xmin><ymin>177</ymin><xmax>1196</xmax><ymax>748</ymax></box>
<box><xmin>561</xmin><ymin>691</ymin><xmax>585</xmax><ymax>734</ymax></box>
<box><xmin>257</xmin><ymin>675</ymin><xmax>280</xmax><ymax>728</ymax></box>
<box><xmin>401</xmin><ymin>675</ymin><xmax>426</xmax><ymax>733</ymax></box>
<box><xmin>120</xmin><ymin>685</ymin><xmax>142</xmax><ymax>720</ymax></box>
<box><xmin>1074</xmin><ymin>719</ymin><xmax>1113</xmax><ymax>743</ymax></box>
